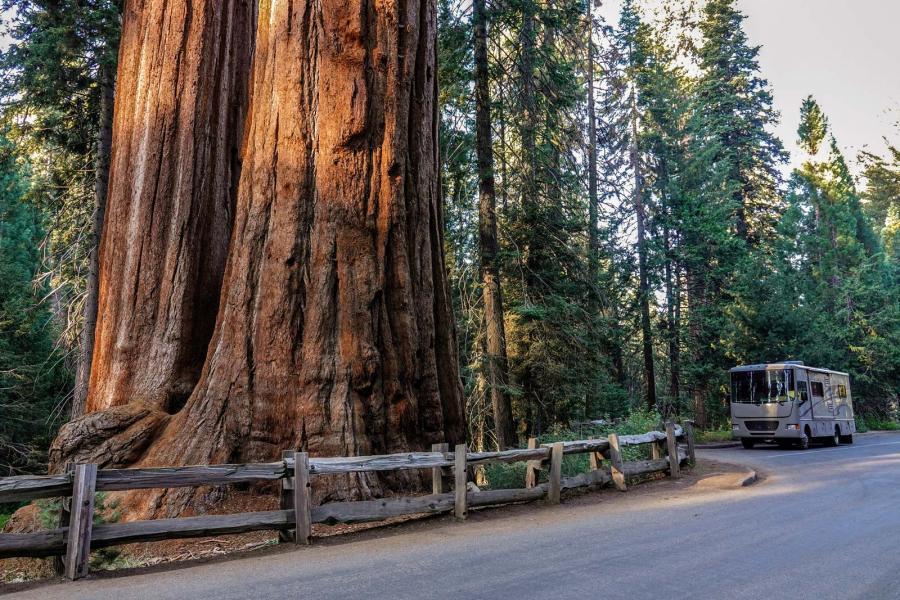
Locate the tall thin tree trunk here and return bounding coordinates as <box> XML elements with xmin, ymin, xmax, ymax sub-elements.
<box><xmin>473</xmin><ymin>0</ymin><xmax>515</xmax><ymax>449</ymax></box>
<box><xmin>585</xmin><ymin>1</ymin><xmax>599</xmax><ymax>281</ymax></box>
<box><xmin>498</xmin><ymin>83</ymin><xmax>509</xmax><ymax>213</ymax></box>
<box><xmin>72</xmin><ymin>60</ymin><xmax>116</xmax><ymax>419</ymax></box>
<box><xmin>663</xmin><ymin>227</ymin><xmax>680</xmax><ymax>417</ymax></box>
<box><xmin>629</xmin><ymin>89</ymin><xmax>657</xmax><ymax>411</ymax></box>
<box><xmin>686</xmin><ymin>267</ymin><xmax>708</xmax><ymax>428</ymax></box>
<box><xmin>517</xmin><ymin>0</ymin><xmax>539</xmax><ymax>431</ymax></box>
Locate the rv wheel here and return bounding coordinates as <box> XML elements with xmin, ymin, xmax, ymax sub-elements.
<box><xmin>741</xmin><ymin>439</ymin><xmax>755</xmax><ymax>449</ymax></box>
<box><xmin>799</xmin><ymin>432</ymin><xmax>810</xmax><ymax>450</ymax></box>
<box><xmin>825</xmin><ymin>427</ymin><xmax>840</xmax><ymax>447</ymax></box>
<box><xmin>839</xmin><ymin>433</ymin><xmax>854</xmax><ymax>444</ymax></box>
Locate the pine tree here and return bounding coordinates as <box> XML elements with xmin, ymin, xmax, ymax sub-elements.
<box><xmin>473</xmin><ymin>0</ymin><xmax>515</xmax><ymax>449</ymax></box>
<box><xmin>0</xmin><ymin>136</ymin><xmax>70</xmax><ymax>476</ymax></box>
<box><xmin>619</xmin><ymin>0</ymin><xmax>658</xmax><ymax>412</ymax></box>
<box><xmin>626</xmin><ymin>8</ymin><xmax>694</xmax><ymax>417</ymax></box>
<box><xmin>694</xmin><ymin>0</ymin><xmax>786</xmax><ymax>246</ymax></box>
<box><xmin>680</xmin><ymin>0</ymin><xmax>787</xmax><ymax>426</ymax></box>
<box><xmin>860</xmin><ymin>136</ymin><xmax>900</xmax><ymax>262</ymax></box>
<box><xmin>782</xmin><ymin>98</ymin><xmax>900</xmax><ymax>415</ymax></box>
<box><xmin>0</xmin><ymin>0</ymin><xmax>122</xmax><ymax>416</ymax></box>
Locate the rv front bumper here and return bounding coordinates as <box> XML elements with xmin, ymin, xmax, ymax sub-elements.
<box><xmin>732</xmin><ymin>421</ymin><xmax>803</xmax><ymax>439</ymax></box>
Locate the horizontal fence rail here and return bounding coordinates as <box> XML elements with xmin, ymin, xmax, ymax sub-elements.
<box><xmin>0</xmin><ymin>422</ymin><xmax>694</xmax><ymax>581</ymax></box>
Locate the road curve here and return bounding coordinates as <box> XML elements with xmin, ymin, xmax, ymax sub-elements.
<box><xmin>6</xmin><ymin>432</ymin><xmax>900</xmax><ymax>600</ymax></box>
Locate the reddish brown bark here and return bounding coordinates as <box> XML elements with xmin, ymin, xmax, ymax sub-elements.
<box><xmin>54</xmin><ymin>0</ymin><xmax>465</xmax><ymax>510</ymax></box>
<box><xmin>84</xmin><ymin>0</ymin><xmax>256</xmax><ymax>415</ymax></box>
<box><xmin>73</xmin><ymin>60</ymin><xmax>116</xmax><ymax>419</ymax></box>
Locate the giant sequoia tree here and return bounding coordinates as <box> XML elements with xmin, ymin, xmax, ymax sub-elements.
<box><xmin>53</xmin><ymin>0</ymin><xmax>465</xmax><ymax>508</ymax></box>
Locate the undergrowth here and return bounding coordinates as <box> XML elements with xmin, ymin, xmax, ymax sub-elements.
<box><xmin>859</xmin><ymin>417</ymin><xmax>900</xmax><ymax>432</ymax></box>
<box><xmin>482</xmin><ymin>409</ymin><xmax>666</xmax><ymax>490</ymax></box>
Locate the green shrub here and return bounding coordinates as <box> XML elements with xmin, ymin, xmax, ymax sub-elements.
<box><xmin>0</xmin><ymin>513</ymin><xmax>10</xmax><ymax>529</ymax></box>
<box><xmin>862</xmin><ymin>417</ymin><xmax>900</xmax><ymax>431</ymax></box>
<box><xmin>481</xmin><ymin>408</ymin><xmax>669</xmax><ymax>489</ymax></box>
<box><xmin>482</xmin><ymin>461</ymin><xmax>527</xmax><ymax>490</ymax></box>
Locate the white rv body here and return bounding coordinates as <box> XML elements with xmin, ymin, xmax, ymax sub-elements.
<box><xmin>729</xmin><ymin>361</ymin><xmax>855</xmax><ymax>449</ymax></box>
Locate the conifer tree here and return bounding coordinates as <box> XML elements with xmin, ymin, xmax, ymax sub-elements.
<box><xmin>0</xmin><ymin>137</ymin><xmax>70</xmax><ymax>475</ymax></box>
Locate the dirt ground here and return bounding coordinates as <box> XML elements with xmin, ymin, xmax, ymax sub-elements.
<box><xmin>0</xmin><ymin>458</ymin><xmax>754</xmax><ymax>591</ymax></box>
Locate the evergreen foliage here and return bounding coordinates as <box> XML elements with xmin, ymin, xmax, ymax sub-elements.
<box><xmin>0</xmin><ymin>136</ymin><xmax>70</xmax><ymax>476</ymax></box>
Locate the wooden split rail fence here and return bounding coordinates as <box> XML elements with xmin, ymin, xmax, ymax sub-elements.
<box><xmin>0</xmin><ymin>421</ymin><xmax>695</xmax><ymax>580</ymax></box>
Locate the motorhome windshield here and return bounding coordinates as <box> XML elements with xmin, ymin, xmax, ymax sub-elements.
<box><xmin>731</xmin><ymin>369</ymin><xmax>794</xmax><ymax>404</ymax></box>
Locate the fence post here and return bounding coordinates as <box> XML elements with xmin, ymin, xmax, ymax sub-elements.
<box><xmin>432</xmin><ymin>443</ymin><xmax>449</xmax><ymax>494</ymax></box>
<box><xmin>589</xmin><ymin>447</ymin><xmax>601</xmax><ymax>471</ymax></box>
<box><xmin>52</xmin><ymin>464</ymin><xmax>73</xmax><ymax>576</ymax></box>
<box><xmin>279</xmin><ymin>450</ymin><xmax>294</xmax><ymax>543</ymax></box>
<box><xmin>525</xmin><ymin>437</ymin><xmax>539</xmax><ymax>489</ymax></box>
<box><xmin>651</xmin><ymin>439</ymin><xmax>662</xmax><ymax>460</ymax></box>
<box><xmin>65</xmin><ymin>463</ymin><xmax>97</xmax><ymax>580</ymax></box>
<box><xmin>684</xmin><ymin>420</ymin><xmax>696</xmax><ymax>466</ymax></box>
<box><xmin>292</xmin><ymin>451</ymin><xmax>312</xmax><ymax>545</ymax></box>
<box><xmin>607</xmin><ymin>433</ymin><xmax>626</xmax><ymax>491</ymax></box>
<box><xmin>454</xmin><ymin>444</ymin><xmax>467</xmax><ymax>520</ymax></box>
<box><xmin>666</xmin><ymin>422</ymin><xmax>681</xmax><ymax>479</ymax></box>
<box><xmin>548</xmin><ymin>443</ymin><xmax>563</xmax><ymax>504</ymax></box>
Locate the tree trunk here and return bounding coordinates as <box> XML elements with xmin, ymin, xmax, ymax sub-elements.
<box><xmin>686</xmin><ymin>268</ymin><xmax>708</xmax><ymax>428</ymax></box>
<box><xmin>54</xmin><ymin>0</ymin><xmax>465</xmax><ymax>511</ymax></box>
<box><xmin>72</xmin><ymin>60</ymin><xmax>116</xmax><ymax>419</ymax></box>
<box><xmin>516</xmin><ymin>0</ymin><xmax>540</xmax><ymax>433</ymax></box>
<box><xmin>629</xmin><ymin>91</ymin><xmax>657</xmax><ymax>412</ymax></box>
<box><xmin>83</xmin><ymin>0</ymin><xmax>257</xmax><ymax>416</ymax></box>
<box><xmin>473</xmin><ymin>0</ymin><xmax>515</xmax><ymax>449</ymax></box>
<box><xmin>663</xmin><ymin>228</ymin><xmax>680</xmax><ymax>417</ymax></box>
<box><xmin>585</xmin><ymin>2</ymin><xmax>599</xmax><ymax>281</ymax></box>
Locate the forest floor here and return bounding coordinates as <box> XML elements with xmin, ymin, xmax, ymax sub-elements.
<box><xmin>0</xmin><ymin>458</ymin><xmax>753</xmax><ymax>589</ymax></box>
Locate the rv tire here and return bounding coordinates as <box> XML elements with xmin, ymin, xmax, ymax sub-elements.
<box><xmin>741</xmin><ymin>439</ymin><xmax>756</xmax><ymax>449</ymax></box>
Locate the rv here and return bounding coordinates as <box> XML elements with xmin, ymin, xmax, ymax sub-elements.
<box><xmin>729</xmin><ymin>361</ymin><xmax>855</xmax><ymax>449</ymax></box>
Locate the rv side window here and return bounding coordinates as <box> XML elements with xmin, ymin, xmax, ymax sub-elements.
<box><xmin>797</xmin><ymin>381</ymin><xmax>809</xmax><ymax>403</ymax></box>
<box><xmin>811</xmin><ymin>381</ymin><xmax>824</xmax><ymax>397</ymax></box>
<box><xmin>837</xmin><ymin>384</ymin><xmax>847</xmax><ymax>399</ymax></box>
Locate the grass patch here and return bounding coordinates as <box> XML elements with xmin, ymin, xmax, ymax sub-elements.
<box><xmin>0</xmin><ymin>513</ymin><xmax>10</xmax><ymax>530</ymax></box>
<box><xmin>695</xmin><ymin>429</ymin><xmax>734</xmax><ymax>443</ymax></box>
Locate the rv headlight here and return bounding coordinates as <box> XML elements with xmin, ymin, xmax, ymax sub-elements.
<box><xmin>732</xmin><ymin>424</ymin><xmax>740</xmax><ymax>431</ymax></box>
<box><xmin>785</xmin><ymin>424</ymin><xmax>800</xmax><ymax>431</ymax></box>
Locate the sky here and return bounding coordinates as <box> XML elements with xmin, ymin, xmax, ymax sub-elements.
<box><xmin>600</xmin><ymin>0</ymin><xmax>900</xmax><ymax>173</ymax></box>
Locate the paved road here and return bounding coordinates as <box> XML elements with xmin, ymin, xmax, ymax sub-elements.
<box><xmin>7</xmin><ymin>432</ymin><xmax>900</xmax><ymax>600</ymax></box>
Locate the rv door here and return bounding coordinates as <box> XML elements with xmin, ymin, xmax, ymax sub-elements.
<box><xmin>810</xmin><ymin>374</ymin><xmax>835</xmax><ymax>419</ymax></box>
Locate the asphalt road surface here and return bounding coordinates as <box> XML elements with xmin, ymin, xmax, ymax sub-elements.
<box><xmin>6</xmin><ymin>432</ymin><xmax>900</xmax><ymax>600</ymax></box>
